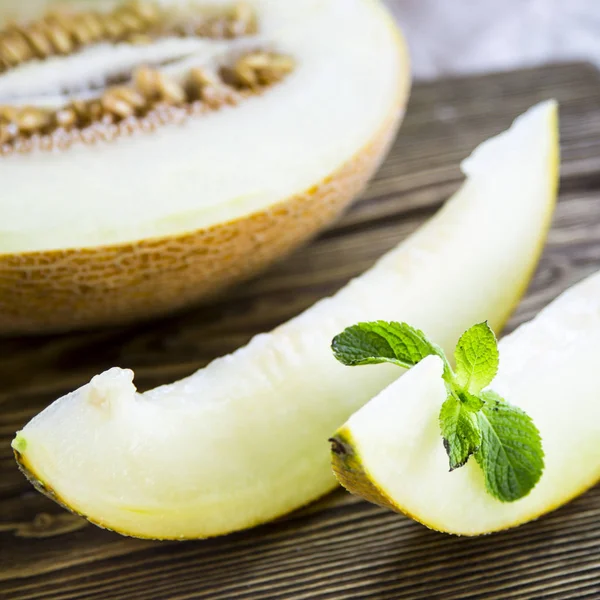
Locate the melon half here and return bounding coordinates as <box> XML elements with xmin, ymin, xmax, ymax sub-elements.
<box><xmin>13</xmin><ymin>101</ymin><xmax>559</xmax><ymax>539</ymax></box>
<box><xmin>0</xmin><ymin>0</ymin><xmax>409</xmax><ymax>334</ymax></box>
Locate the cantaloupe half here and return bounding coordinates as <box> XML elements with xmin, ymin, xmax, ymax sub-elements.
<box><xmin>12</xmin><ymin>100</ymin><xmax>559</xmax><ymax>540</ymax></box>
<box><xmin>331</xmin><ymin>268</ymin><xmax>600</xmax><ymax>535</ymax></box>
<box><xmin>0</xmin><ymin>0</ymin><xmax>410</xmax><ymax>334</ymax></box>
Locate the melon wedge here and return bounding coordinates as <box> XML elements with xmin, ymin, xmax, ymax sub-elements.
<box><xmin>331</xmin><ymin>267</ymin><xmax>600</xmax><ymax>535</ymax></box>
<box><xmin>12</xmin><ymin>101</ymin><xmax>559</xmax><ymax>539</ymax></box>
<box><xmin>0</xmin><ymin>0</ymin><xmax>410</xmax><ymax>334</ymax></box>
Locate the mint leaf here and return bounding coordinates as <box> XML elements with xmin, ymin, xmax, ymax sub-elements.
<box><xmin>454</xmin><ymin>322</ymin><xmax>499</xmax><ymax>394</ymax></box>
<box><xmin>474</xmin><ymin>390</ymin><xmax>544</xmax><ymax>502</ymax></box>
<box><xmin>332</xmin><ymin>321</ymin><xmax>450</xmax><ymax>375</ymax></box>
<box><xmin>439</xmin><ymin>395</ymin><xmax>482</xmax><ymax>470</ymax></box>
<box><xmin>331</xmin><ymin>320</ymin><xmax>544</xmax><ymax>504</ymax></box>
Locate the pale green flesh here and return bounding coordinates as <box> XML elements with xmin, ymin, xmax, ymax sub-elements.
<box><xmin>0</xmin><ymin>0</ymin><xmax>407</xmax><ymax>253</ymax></box>
<box><xmin>342</xmin><ymin>267</ymin><xmax>600</xmax><ymax>535</ymax></box>
<box><xmin>14</xmin><ymin>101</ymin><xmax>558</xmax><ymax>539</ymax></box>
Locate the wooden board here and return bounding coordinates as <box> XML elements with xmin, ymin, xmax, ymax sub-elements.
<box><xmin>2</xmin><ymin>62</ymin><xmax>600</xmax><ymax>600</ymax></box>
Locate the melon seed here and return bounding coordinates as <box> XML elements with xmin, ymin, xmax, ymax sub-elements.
<box><xmin>55</xmin><ymin>108</ymin><xmax>78</xmax><ymax>129</ymax></box>
<box><xmin>19</xmin><ymin>24</ymin><xmax>54</xmax><ymax>58</ymax></box>
<box><xmin>134</xmin><ymin>66</ymin><xmax>161</xmax><ymax>100</ymax></box>
<box><xmin>231</xmin><ymin>2</ymin><xmax>257</xmax><ymax>36</ymax></box>
<box><xmin>2</xmin><ymin>30</ymin><xmax>33</xmax><ymax>64</ymax></box>
<box><xmin>102</xmin><ymin>92</ymin><xmax>135</xmax><ymax>119</ymax></box>
<box><xmin>102</xmin><ymin>15</ymin><xmax>128</xmax><ymax>40</ymax></box>
<box><xmin>156</xmin><ymin>73</ymin><xmax>187</xmax><ymax>104</ymax></box>
<box><xmin>79</xmin><ymin>12</ymin><xmax>106</xmax><ymax>42</ymax></box>
<box><xmin>0</xmin><ymin>105</ymin><xmax>18</xmax><ymax>122</ymax></box>
<box><xmin>127</xmin><ymin>0</ymin><xmax>161</xmax><ymax>26</ymax></box>
<box><xmin>189</xmin><ymin>67</ymin><xmax>228</xmax><ymax>107</ymax></box>
<box><xmin>17</xmin><ymin>108</ymin><xmax>52</xmax><ymax>133</ymax></box>
<box><xmin>113</xmin><ymin>87</ymin><xmax>147</xmax><ymax>110</ymax></box>
<box><xmin>115</xmin><ymin>9</ymin><xmax>146</xmax><ymax>34</ymax></box>
<box><xmin>43</xmin><ymin>20</ymin><xmax>74</xmax><ymax>55</ymax></box>
<box><xmin>68</xmin><ymin>15</ymin><xmax>94</xmax><ymax>46</ymax></box>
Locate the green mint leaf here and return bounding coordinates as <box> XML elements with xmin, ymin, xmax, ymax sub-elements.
<box><xmin>456</xmin><ymin>389</ymin><xmax>485</xmax><ymax>412</ymax></box>
<box><xmin>454</xmin><ymin>322</ymin><xmax>499</xmax><ymax>394</ymax></box>
<box><xmin>439</xmin><ymin>394</ymin><xmax>482</xmax><ymax>470</ymax></box>
<box><xmin>331</xmin><ymin>321</ymin><xmax>450</xmax><ymax>375</ymax></box>
<box><xmin>474</xmin><ymin>390</ymin><xmax>544</xmax><ymax>502</ymax></box>
<box><xmin>331</xmin><ymin>319</ymin><xmax>545</xmax><ymax>504</ymax></box>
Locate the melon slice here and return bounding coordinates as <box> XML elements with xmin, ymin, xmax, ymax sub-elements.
<box><xmin>12</xmin><ymin>100</ymin><xmax>559</xmax><ymax>540</ymax></box>
<box><xmin>331</xmin><ymin>267</ymin><xmax>600</xmax><ymax>536</ymax></box>
<box><xmin>0</xmin><ymin>0</ymin><xmax>410</xmax><ymax>334</ymax></box>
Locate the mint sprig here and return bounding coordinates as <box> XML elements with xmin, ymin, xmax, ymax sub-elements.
<box><xmin>331</xmin><ymin>321</ymin><xmax>544</xmax><ymax>502</ymax></box>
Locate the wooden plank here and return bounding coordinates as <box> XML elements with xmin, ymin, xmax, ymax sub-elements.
<box><xmin>1</xmin><ymin>62</ymin><xmax>600</xmax><ymax>599</ymax></box>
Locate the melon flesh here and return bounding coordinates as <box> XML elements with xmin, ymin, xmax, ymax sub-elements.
<box><xmin>0</xmin><ymin>0</ymin><xmax>408</xmax><ymax>253</ymax></box>
<box><xmin>332</xmin><ymin>267</ymin><xmax>600</xmax><ymax>535</ymax></box>
<box><xmin>13</xmin><ymin>101</ymin><xmax>559</xmax><ymax>539</ymax></box>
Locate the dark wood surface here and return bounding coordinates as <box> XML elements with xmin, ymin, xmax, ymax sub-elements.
<box><xmin>2</xmin><ymin>62</ymin><xmax>600</xmax><ymax>599</ymax></box>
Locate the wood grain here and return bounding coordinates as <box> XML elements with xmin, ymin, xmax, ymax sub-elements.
<box><xmin>1</xmin><ymin>62</ymin><xmax>600</xmax><ymax>599</ymax></box>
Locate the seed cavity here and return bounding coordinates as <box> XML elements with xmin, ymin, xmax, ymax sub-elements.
<box><xmin>0</xmin><ymin>50</ymin><xmax>295</xmax><ymax>155</ymax></box>
<box><xmin>0</xmin><ymin>1</ymin><xmax>258</xmax><ymax>72</ymax></box>
<box><xmin>0</xmin><ymin>2</ymin><xmax>296</xmax><ymax>156</ymax></box>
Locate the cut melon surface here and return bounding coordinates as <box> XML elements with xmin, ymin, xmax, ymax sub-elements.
<box><xmin>0</xmin><ymin>0</ymin><xmax>410</xmax><ymax>334</ymax></box>
<box><xmin>331</xmin><ymin>268</ymin><xmax>600</xmax><ymax>536</ymax></box>
<box><xmin>13</xmin><ymin>100</ymin><xmax>559</xmax><ymax>539</ymax></box>
<box><xmin>0</xmin><ymin>0</ymin><xmax>408</xmax><ymax>252</ymax></box>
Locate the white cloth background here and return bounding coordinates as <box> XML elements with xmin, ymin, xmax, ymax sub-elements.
<box><xmin>384</xmin><ymin>0</ymin><xmax>600</xmax><ymax>79</ymax></box>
